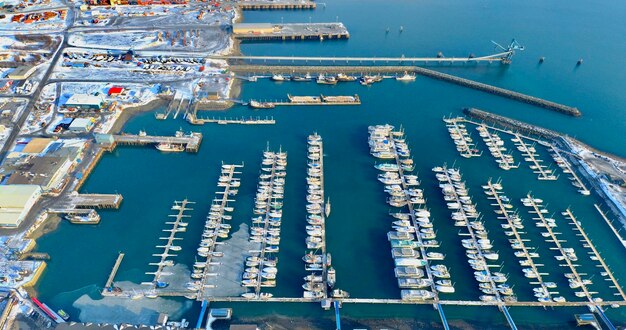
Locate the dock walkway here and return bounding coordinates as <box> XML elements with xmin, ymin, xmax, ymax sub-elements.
<box><xmin>513</xmin><ymin>134</ymin><xmax>557</xmax><ymax>180</ymax></box>
<box><xmin>53</xmin><ymin>193</ymin><xmax>122</xmax><ymax>210</ymax></box>
<box><xmin>237</xmin><ymin>0</ymin><xmax>316</xmax><ymax>10</ymax></box>
<box><xmin>593</xmin><ymin>204</ymin><xmax>626</xmax><ymax>248</ymax></box>
<box><xmin>103</xmin><ymin>253</ymin><xmax>125</xmax><ymax>291</ymax></box>
<box><xmin>110</xmin><ymin>132</ymin><xmax>202</xmax><ymax>152</ymax></box>
<box><xmin>234</xmin><ymin>23</ymin><xmax>349</xmax><ymax>41</ymax></box>
<box><xmin>188</xmin><ymin>115</ymin><xmax>275</xmax><ymax>125</ymax></box>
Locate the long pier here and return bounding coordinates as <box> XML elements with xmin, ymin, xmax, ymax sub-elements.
<box><xmin>484</xmin><ymin>181</ymin><xmax>557</xmax><ymax>301</ymax></box>
<box><xmin>53</xmin><ymin>193</ymin><xmax>122</xmax><ymax>209</ymax></box>
<box><xmin>227</xmin><ymin>64</ymin><xmax>581</xmax><ymax>116</ymax></box>
<box><xmin>197</xmin><ymin>164</ymin><xmax>242</xmax><ymax>300</ymax></box>
<box><xmin>148</xmin><ymin>200</ymin><xmax>193</xmax><ymax>287</ymax></box>
<box><xmin>594</xmin><ymin>204</ymin><xmax>626</xmax><ymax>248</ymax></box>
<box><xmin>513</xmin><ymin>134</ymin><xmax>557</xmax><ymax>180</ymax></box>
<box><xmin>237</xmin><ymin>0</ymin><xmax>316</xmax><ymax>10</ymax></box>
<box><xmin>563</xmin><ymin>209</ymin><xmax>626</xmax><ymax>301</ymax></box>
<box><xmin>187</xmin><ymin>115</ymin><xmax>276</xmax><ymax>125</ymax></box>
<box><xmin>524</xmin><ymin>195</ymin><xmax>594</xmax><ymax>301</ymax></box>
<box><xmin>103</xmin><ymin>253</ymin><xmax>125</xmax><ymax>291</ymax></box>
<box><xmin>233</xmin><ymin>23</ymin><xmax>349</xmax><ymax>41</ymax></box>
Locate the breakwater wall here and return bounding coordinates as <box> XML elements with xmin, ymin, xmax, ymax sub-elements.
<box><xmin>231</xmin><ymin>65</ymin><xmax>581</xmax><ymax>116</ymax></box>
<box><xmin>463</xmin><ymin>107</ymin><xmax>562</xmax><ymax>140</ymax></box>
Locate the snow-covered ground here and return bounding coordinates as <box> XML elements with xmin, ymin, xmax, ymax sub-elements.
<box><xmin>68</xmin><ymin>27</ymin><xmax>230</xmax><ymax>53</ymax></box>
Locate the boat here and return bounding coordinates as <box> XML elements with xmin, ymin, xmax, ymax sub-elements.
<box><xmin>401</xmin><ymin>289</ymin><xmax>435</xmax><ymax>301</ymax></box>
<box><xmin>327</xmin><ymin>267</ymin><xmax>336</xmax><ymax>288</ymax></box>
<box><xmin>249</xmin><ymin>100</ymin><xmax>276</xmax><ymax>109</ymax></box>
<box><xmin>156</xmin><ymin>143</ymin><xmax>184</xmax><ymax>152</ymax></box>
<box><xmin>331</xmin><ymin>289</ymin><xmax>350</xmax><ymax>298</ymax></box>
<box><xmin>241</xmin><ymin>293</ymin><xmax>256</xmax><ymax>299</ymax></box>
<box><xmin>336</xmin><ymin>73</ymin><xmax>357</xmax><ymax>82</ymax></box>
<box><xmin>271</xmin><ymin>74</ymin><xmax>286</xmax><ymax>81</ymax></box>
<box><xmin>396</xmin><ymin>71</ymin><xmax>416</xmax><ymax>81</ymax></box>
<box><xmin>292</xmin><ymin>74</ymin><xmax>312</xmax><ymax>82</ymax></box>
<box><xmin>57</xmin><ymin>309</ymin><xmax>70</xmax><ymax>321</ymax></box>
<box><xmin>317</xmin><ymin>74</ymin><xmax>337</xmax><ymax>85</ymax></box>
<box><xmin>436</xmin><ymin>285</ymin><xmax>455</xmax><ymax>293</ymax></box>
<box><xmin>325</xmin><ymin>198</ymin><xmax>331</xmax><ymax>217</ymax></box>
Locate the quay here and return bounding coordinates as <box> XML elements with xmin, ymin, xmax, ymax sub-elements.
<box><xmin>524</xmin><ymin>195</ymin><xmax>594</xmax><ymax>301</ymax></box>
<box><xmin>187</xmin><ymin>114</ymin><xmax>275</xmax><ymax>125</ymax></box>
<box><xmin>484</xmin><ymin>180</ymin><xmax>558</xmax><ymax>301</ymax></box>
<box><xmin>108</xmin><ymin>132</ymin><xmax>202</xmax><ymax>152</ymax></box>
<box><xmin>250</xmin><ymin>94</ymin><xmax>360</xmax><ymax>108</ymax></box>
<box><xmin>512</xmin><ymin>134</ymin><xmax>557</xmax><ymax>180</ymax></box>
<box><xmin>227</xmin><ymin>64</ymin><xmax>580</xmax><ymax>116</ymax></box>
<box><xmin>563</xmin><ymin>209</ymin><xmax>626</xmax><ymax>301</ymax></box>
<box><xmin>52</xmin><ymin>193</ymin><xmax>123</xmax><ymax>210</ymax></box>
<box><xmin>594</xmin><ymin>204</ymin><xmax>626</xmax><ymax>248</ymax></box>
<box><xmin>102</xmin><ymin>252</ymin><xmax>125</xmax><ymax>295</ymax></box>
<box><xmin>237</xmin><ymin>0</ymin><xmax>316</xmax><ymax>10</ymax></box>
<box><xmin>147</xmin><ymin>200</ymin><xmax>193</xmax><ymax>288</ymax></box>
<box><xmin>233</xmin><ymin>23</ymin><xmax>349</xmax><ymax>41</ymax></box>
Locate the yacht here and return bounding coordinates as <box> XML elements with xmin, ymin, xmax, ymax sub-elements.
<box><xmin>156</xmin><ymin>143</ymin><xmax>184</xmax><ymax>152</ymax></box>
<box><xmin>271</xmin><ymin>74</ymin><xmax>286</xmax><ymax>81</ymax></box>
<box><xmin>396</xmin><ymin>71</ymin><xmax>416</xmax><ymax>81</ymax></box>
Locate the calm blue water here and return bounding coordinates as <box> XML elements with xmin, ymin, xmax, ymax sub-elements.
<box><xmin>34</xmin><ymin>0</ymin><xmax>626</xmax><ymax>328</ymax></box>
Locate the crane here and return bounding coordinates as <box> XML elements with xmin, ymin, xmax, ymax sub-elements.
<box><xmin>491</xmin><ymin>39</ymin><xmax>525</xmax><ymax>64</ymax></box>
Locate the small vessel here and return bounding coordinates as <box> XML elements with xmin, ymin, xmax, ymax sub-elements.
<box><xmin>271</xmin><ymin>74</ymin><xmax>286</xmax><ymax>81</ymax></box>
<box><xmin>156</xmin><ymin>143</ymin><xmax>184</xmax><ymax>152</ymax></box>
<box><xmin>325</xmin><ymin>198</ymin><xmax>331</xmax><ymax>218</ymax></box>
<box><xmin>395</xmin><ymin>71</ymin><xmax>416</xmax><ymax>81</ymax></box>
<box><xmin>249</xmin><ymin>100</ymin><xmax>276</xmax><ymax>109</ymax></box>
<box><xmin>57</xmin><ymin>309</ymin><xmax>70</xmax><ymax>321</ymax></box>
<box><xmin>327</xmin><ymin>267</ymin><xmax>336</xmax><ymax>288</ymax></box>
<box><xmin>336</xmin><ymin>73</ymin><xmax>356</xmax><ymax>82</ymax></box>
<box><xmin>241</xmin><ymin>292</ymin><xmax>256</xmax><ymax>299</ymax></box>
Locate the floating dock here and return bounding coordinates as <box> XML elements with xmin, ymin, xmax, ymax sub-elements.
<box><xmin>512</xmin><ymin>134</ymin><xmax>557</xmax><ymax>180</ymax></box>
<box><xmin>476</xmin><ymin>124</ymin><xmax>518</xmax><ymax>170</ymax></box>
<box><xmin>187</xmin><ymin>115</ymin><xmax>276</xmax><ymax>125</ymax></box>
<box><xmin>233</xmin><ymin>23</ymin><xmax>349</xmax><ymax>41</ymax></box>
<box><xmin>250</xmin><ymin>94</ymin><xmax>360</xmax><ymax>108</ymax></box>
<box><xmin>237</xmin><ymin>0</ymin><xmax>316</xmax><ymax>10</ymax></box>
<box><xmin>593</xmin><ymin>204</ymin><xmax>626</xmax><ymax>248</ymax></box>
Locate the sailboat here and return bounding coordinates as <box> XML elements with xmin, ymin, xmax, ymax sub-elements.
<box><xmin>325</xmin><ymin>198</ymin><xmax>331</xmax><ymax>218</ymax></box>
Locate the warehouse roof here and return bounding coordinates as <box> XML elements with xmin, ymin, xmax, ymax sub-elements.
<box><xmin>65</xmin><ymin>94</ymin><xmax>104</xmax><ymax>106</ymax></box>
<box><xmin>0</xmin><ymin>185</ymin><xmax>40</xmax><ymax>208</ymax></box>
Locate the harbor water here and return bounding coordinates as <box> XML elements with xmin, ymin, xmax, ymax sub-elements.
<box><xmin>35</xmin><ymin>0</ymin><xmax>626</xmax><ymax>328</ymax></box>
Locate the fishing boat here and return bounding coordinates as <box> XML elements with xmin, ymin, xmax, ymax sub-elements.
<box><xmin>327</xmin><ymin>267</ymin><xmax>336</xmax><ymax>288</ymax></box>
<box><xmin>336</xmin><ymin>73</ymin><xmax>357</xmax><ymax>82</ymax></box>
<box><xmin>249</xmin><ymin>100</ymin><xmax>276</xmax><ymax>109</ymax></box>
<box><xmin>396</xmin><ymin>71</ymin><xmax>416</xmax><ymax>81</ymax></box>
<box><xmin>316</xmin><ymin>74</ymin><xmax>337</xmax><ymax>85</ymax></box>
<box><xmin>156</xmin><ymin>143</ymin><xmax>184</xmax><ymax>152</ymax></box>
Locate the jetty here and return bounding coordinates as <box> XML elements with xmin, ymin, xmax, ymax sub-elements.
<box><xmin>484</xmin><ymin>180</ymin><xmax>559</xmax><ymax>302</ymax></box>
<box><xmin>226</xmin><ymin>65</ymin><xmax>580</xmax><ymax>116</ymax></box>
<box><xmin>233</xmin><ymin>23</ymin><xmax>349</xmax><ymax>41</ymax></box>
<box><xmin>237</xmin><ymin>0</ymin><xmax>316</xmax><ymax>10</ymax></box>
<box><xmin>463</xmin><ymin>108</ymin><xmax>563</xmax><ymax>139</ymax></box>
<box><xmin>594</xmin><ymin>204</ymin><xmax>626</xmax><ymax>248</ymax></box>
<box><xmin>303</xmin><ymin>133</ymin><xmax>331</xmax><ymax>299</ymax></box>
<box><xmin>512</xmin><ymin>134</ymin><xmax>557</xmax><ymax>180</ymax></box>
<box><xmin>523</xmin><ymin>195</ymin><xmax>595</xmax><ymax>301</ymax></box>
<box><xmin>146</xmin><ymin>200</ymin><xmax>193</xmax><ymax>288</ymax></box>
<box><xmin>101</xmin><ymin>252</ymin><xmax>125</xmax><ymax>295</ymax></box>
<box><xmin>250</xmin><ymin>94</ymin><xmax>360</xmax><ymax>108</ymax></box>
<box><xmin>109</xmin><ymin>132</ymin><xmax>202</xmax><ymax>152</ymax></box>
<box><xmin>196</xmin><ymin>164</ymin><xmax>243</xmax><ymax>300</ymax></box>
<box><xmin>562</xmin><ymin>209</ymin><xmax>626</xmax><ymax>301</ymax></box>
<box><xmin>53</xmin><ymin>193</ymin><xmax>122</xmax><ymax>210</ymax></box>
<box><xmin>187</xmin><ymin>115</ymin><xmax>275</xmax><ymax>125</ymax></box>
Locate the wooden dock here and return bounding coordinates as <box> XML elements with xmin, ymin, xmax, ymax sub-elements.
<box><xmin>594</xmin><ymin>204</ymin><xmax>626</xmax><ymax>248</ymax></box>
<box><xmin>563</xmin><ymin>209</ymin><xmax>626</xmax><ymax>301</ymax></box>
<box><xmin>484</xmin><ymin>180</ymin><xmax>557</xmax><ymax>301</ymax></box>
<box><xmin>513</xmin><ymin>134</ymin><xmax>557</xmax><ymax>180</ymax></box>
<box><xmin>103</xmin><ymin>252</ymin><xmax>125</xmax><ymax>292</ymax></box>
<box><xmin>233</xmin><ymin>23</ymin><xmax>349</xmax><ymax>41</ymax></box>
<box><xmin>237</xmin><ymin>0</ymin><xmax>316</xmax><ymax>10</ymax></box>
<box><xmin>524</xmin><ymin>195</ymin><xmax>594</xmax><ymax>301</ymax></box>
<box><xmin>187</xmin><ymin>115</ymin><xmax>275</xmax><ymax>125</ymax></box>
<box><xmin>147</xmin><ymin>200</ymin><xmax>193</xmax><ymax>287</ymax></box>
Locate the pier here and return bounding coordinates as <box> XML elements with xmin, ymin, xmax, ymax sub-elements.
<box><xmin>102</xmin><ymin>252</ymin><xmax>125</xmax><ymax>294</ymax></box>
<box><xmin>233</xmin><ymin>23</ymin><xmax>349</xmax><ymax>41</ymax></box>
<box><xmin>594</xmin><ymin>204</ymin><xmax>626</xmax><ymax>248</ymax></box>
<box><xmin>187</xmin><ymin>115</ymin><xmax>275</xmax><ymax>125</ymax></box>
<box><xmin>250</xmin><ymin>94</ymin><xmax>361</xmax><ymax>108</ymax></box>
<box><xmin>549</xmin><ymin>146</ymin><xmax>590</xmax><ymax>195</ymax></box>
<box><xmin>512</xmin><ymin>134</ymin><xmax>557</xmax><ymax>180</ymax></box>
<box><xmin>562</xmin><ymin>209</ymin><xmax>626</xmax><ymax>301</ymax></box>
<box><xmin>484</xmin><ymin>180</ymin><xmax>558</xmax><ymax>302</ymax></box>
<box><xmin>443</xmin><ymin>118</ymin><xmax>481</xmax><ymax>158</ymax></box>
<box><xmin>109</xmin><ymin>132</ymin><xmax>202</xmax><ymax>152</ymax></box>
<box><xmin>227</xmin><ymin>64</ymin><xmax>580</xmax><ymax>116</ymax></box>
<box><xmin>476</xmin><ymin>125</ymin><xmax>518</xmax><ymax>170</ymax></box>
<box><xmin>303</xmin><ymin>133</ymin><xmax>329</xmax><ymax>299</ymax></box>
<box><xmin>523</xmin><ymin>195</ymin><xmax>594</xmax><ymax>301</ymax></box>
<box><xmin>147</xmin><ymin>200</ymin><xmax>193</xmax><ymax>288</ymax></box>
<box><xmin>51</xmin><ymin>193</ymin><xmax>123</xmax><ymax>215</ymax></box>
<box><xmin>196</xmin><ymin>164</ymin><xmax>243</xmax><ymax>301</ymax></box>
<box><xmin>237</xmin><ymin>0</ymin><xmax>316</xmax><ymax>10</ymax></box>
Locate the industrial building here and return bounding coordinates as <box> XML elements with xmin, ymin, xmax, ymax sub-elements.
<box><xmin>5</xmin><ymin>155</ymin><xmax>72</xmax><ymax>193</ymax></box>
<box><xmin>6</xmin><ymin>65</ymin><xmax>37</xmax><ymax>80</ymax></box>
<box><xmin>232</xmin><ymin>23</ymin><xmax>278</xmax><ymax>35</ymax></box>
<box><xmin>69</xmin><ymin>118</ymin><xmax>95</xmax><ymax>132</ymax></box>
<box><xmin>0</xmin><ymin>185</ymin><xmax>42</xmax><ymax>228</ymax></box>
<box><xmin>64</xmin><ymin>94</ymin><xmax>104</xmax><ymax>111</ymax></box>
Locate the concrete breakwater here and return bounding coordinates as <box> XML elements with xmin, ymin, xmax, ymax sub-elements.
<box><xmin>463</xmin><ymin>107</ymin><xmax>563</xmax><ymax>140</ymax></box>
<box><xmin>231</xmin><ymin>65</ymin><xmax>581</xmax><ymax>116</ymax></box>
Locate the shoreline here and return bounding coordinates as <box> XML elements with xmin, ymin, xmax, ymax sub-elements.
<box><xmin>110</xmin><ymin>97</ymin><xmax>170</xmax><ymax>134</ymax></box>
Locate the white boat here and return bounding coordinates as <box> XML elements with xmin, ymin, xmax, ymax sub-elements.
<box><xmin>156</xmin><ymin>143</ymin><xmax>184</xmax><ymax>152</ymax></box>
<box><xmin>271</xmin><ymin>74</ymin><xmax>286</xmax><ymax>81</ymax></box>
<box><xmin>396</xmin><ymin>72</ymin><xmax>416</xmax><ymax>81</ymax></box>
